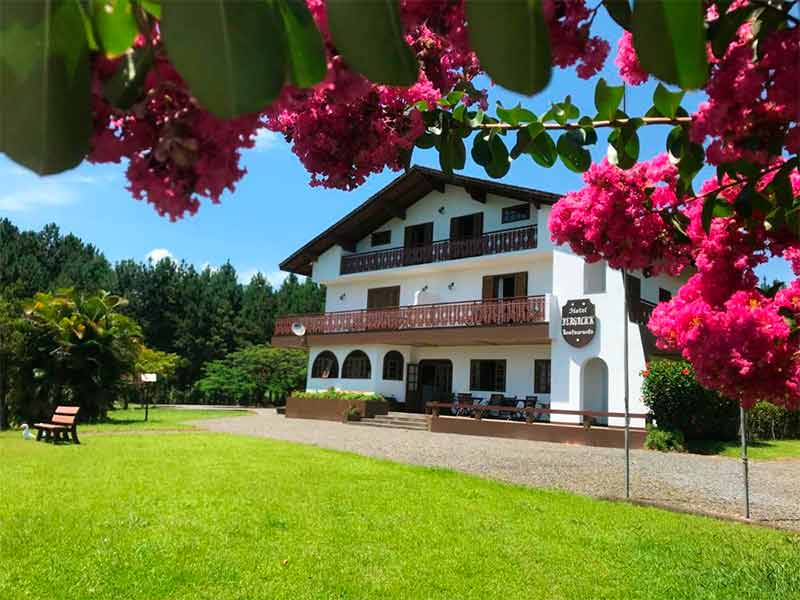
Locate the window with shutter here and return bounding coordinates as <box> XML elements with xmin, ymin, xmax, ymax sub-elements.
<box><xmin>367</xmin><ymin>286</ymin><xmax>400</xmax><ymax>309</ymax></box>
<box><xmin>469</xmin><ymin>360</ymin><xmax>507</xmax><ymax>392</ymax></box>
<box><xmin>534</xmin><ymin>360</ymin><xmax>551</xmax><ymax>394</ymax></box>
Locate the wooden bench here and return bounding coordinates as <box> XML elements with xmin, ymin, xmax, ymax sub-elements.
<box><xmin>33</xmin><ymin>406</ymin><xmax>81</xmax><ymax>443</ymax></box>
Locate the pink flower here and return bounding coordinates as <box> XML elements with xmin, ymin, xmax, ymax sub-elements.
<box><xmin>615</xmin><ymin>31</ymin><xmax>648</xmax><ymax>86</ymax></box>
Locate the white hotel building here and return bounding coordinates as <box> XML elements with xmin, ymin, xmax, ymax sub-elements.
<box><xmin>274</xmin><ymin>167</ymin><xmax>683</xmax><ymax>429</ymax></box>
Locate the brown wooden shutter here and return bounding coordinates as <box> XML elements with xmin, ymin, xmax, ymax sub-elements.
<box><xmin>514</xmin><ymin>272</ymin><xmax>528</xmax><ymax>297</ymax></box>
<box><xmin>482</xmin><ymin>275</ymin><xmax>495</xmax><ymax>300</ymax></box>
<box><xmin>404</xmin><ymin>225</ymin><xmax>413</xmax><ymax>248</ymax></box>
<box><xmin>470</xmin><ymin>361</ymin><xmax>478</xmax><ymax>389</ymax></box>
<box><xmin>449</xmin><ymin>217</ymin><xmax>460</xmax><ymax>240</ymax></box>
<box><xmin>474</xmin><ymin>212</ymin><xmax>484</xmax><ymax>237</ymax></box>
<box><xmin>423</xmin><ymin>222</ymin><xmax>434</xmax><ymax>245</ymax></box>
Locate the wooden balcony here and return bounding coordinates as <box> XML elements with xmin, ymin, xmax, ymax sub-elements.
<box><xmin>339</xmin><ymin>225</ymin><xmax>537</xmax><ymax>275</ymax></box>
<box><xmin>273</xmin><ymin>295</ymin><xmax>549</xmax><ymax>348</ymax></box>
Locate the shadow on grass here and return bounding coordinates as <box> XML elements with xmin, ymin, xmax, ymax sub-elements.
<box><xmin>687</xmin><ymin>439</ymin><xmax>772</xmax><ymax>455</ymax></box>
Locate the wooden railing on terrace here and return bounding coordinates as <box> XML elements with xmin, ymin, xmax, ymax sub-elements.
<box><xmin>340</xmin><ymin>224</ymin><xmax>537</xmax><ymax>275</ymax></box>
<box><xmin>274</xmin><ymin>295</ymin><xmax>547</xmax><ymax>337</ymax></box>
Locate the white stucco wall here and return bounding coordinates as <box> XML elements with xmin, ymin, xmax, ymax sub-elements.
<box><xmin>297</xmin><ymin>190</ymin><xmax>678</xmax><ymax>430</ymax></box>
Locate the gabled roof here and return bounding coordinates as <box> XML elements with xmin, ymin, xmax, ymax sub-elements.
<box><xmin>280</xmin><ymin>166</ymin><xmax>561</xmax><ymax>276</ymax></box>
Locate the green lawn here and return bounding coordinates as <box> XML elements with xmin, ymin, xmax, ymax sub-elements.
<box><xmin>688</xmin><ymin>438</ymin><xmax>800</xmax><ymax>460</ymax></box>
<box><xmin>1</xmin><ymin>433</ymin><xmax>798</xmax><ymax>599</ymax></box>
<box><xmin>79</xmin><ymin>406</ymin><xmax>252</xmax><ymax>433</ymax></box>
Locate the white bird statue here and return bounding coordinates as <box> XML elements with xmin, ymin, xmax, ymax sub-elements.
<box><xmin>21</xmin><ymin>424</ymin><xmax>34</xmax><ymax>440</ymax></box>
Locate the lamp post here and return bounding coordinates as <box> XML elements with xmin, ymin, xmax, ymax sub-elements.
<box><xmin>622</xmin><ymin>268</ymin><xmax>631</xmax><ymax>500</ymax></box>
<box><xmin>740</xmin><ymin>405</ymin><xmax>751</xmax><ymax>519</ymax></box>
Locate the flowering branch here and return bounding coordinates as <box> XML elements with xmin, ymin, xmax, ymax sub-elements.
<box><xmin>470</xmin><ymin>115</ymin><xmax>693</xmax><ymax>132</ymax></box>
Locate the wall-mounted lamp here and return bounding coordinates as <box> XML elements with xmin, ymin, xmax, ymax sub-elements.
<box><xmin>448</xmin><ymin>282</ymin><xmax>455</xmax><ymax>290</ymax></box>
<box><xmin>339</xmin><ymin>293</ymin><xmax>347</xmax><ymax>301</ymax></box>
<box><xmin>421</xmin><ymin>285</ymin><xmax>429</xmax><ymax>292</ymax></box>
<box><xmin>438</xmin><ymin>206</ymin><xmax>445</xmax><ymax>214</ymax></box>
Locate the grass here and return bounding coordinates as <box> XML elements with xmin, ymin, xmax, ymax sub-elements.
<box><xmin>78</xmin><ymin>405</ymin><xmax>252</xmax><ymax>433</ymax></box>
<box><xmin>688</xmin><ymin>438</ymin><xmax>800</xmax><ymax>460</ymax></box>
<box><xmin>1</xmin><ymin>433</ymin><xmax>799</xmax><ymax>599</ymax></box>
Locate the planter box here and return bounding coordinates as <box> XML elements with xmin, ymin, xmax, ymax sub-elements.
<box><xmin>286</xmin><ymin>396</ymin><xmax>389</xmax><ymax>422</ymax></box>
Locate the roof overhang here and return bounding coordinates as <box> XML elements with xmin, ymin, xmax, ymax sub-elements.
<box><xmin>279</xmin><ymin>166</ymin><xmax>561</xmax><ymax>276</ymax></box>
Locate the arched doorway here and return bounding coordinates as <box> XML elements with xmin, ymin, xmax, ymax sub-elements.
<box><xmin>581</xmin><ymin>357</ymin><xmax>609</xmax><ymax>425</ymax></box>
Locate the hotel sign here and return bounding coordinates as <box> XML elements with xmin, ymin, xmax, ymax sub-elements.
<box><xmin>561</xmin><ymin>299</ymin><xmax>596</xmax><ymax>347</ymax></box>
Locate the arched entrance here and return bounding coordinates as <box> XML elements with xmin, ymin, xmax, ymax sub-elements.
<box><xmin>581</xmin><ymin>357</ymin><xmax>609</xmax><ymax>425</ymax></box>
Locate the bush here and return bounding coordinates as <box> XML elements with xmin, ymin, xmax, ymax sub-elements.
<box><xmin>641</xmin><ymin>359</ymin><xmax>739</xmax><ymax>441</ymax></box>
<box><xmin>644</xmin><ymin>425</ymin><xmax>685</xmax><ymax>452</ymax></box>
<box><xmin>748</xmin><ymin>401</ymin><xmax>800</xmax><ymax>440</ymax></box>
<box><xmin>293</xmin><ymin>389</ymin><xmax>384</xmax><ymax>402</ymax></box>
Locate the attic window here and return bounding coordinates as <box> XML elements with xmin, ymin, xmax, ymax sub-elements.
<box><xmin>502</xmin><ymin>203</ymin><xmax>531</xmax><ymax>224</ymax></box>
<box><xmin>371</xmin><ymin>231</ymin><xmax>391</xmax><ymax>247</ymax></box>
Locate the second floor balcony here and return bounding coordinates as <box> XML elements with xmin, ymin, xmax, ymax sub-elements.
<box><xmin>273</xmin><ymin>294</ymin><xmax>549</xmax><ymax>348</ymax></box>
<box><xmin>339</xmin><ymin>224</ymin><xmax>537</xmax><ymax>276</ymax></box>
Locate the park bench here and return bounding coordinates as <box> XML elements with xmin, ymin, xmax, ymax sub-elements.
<box><xmin>33</xmin><ymin>406</ymin><xmax>81</xmax><ymax>444</ymax></box>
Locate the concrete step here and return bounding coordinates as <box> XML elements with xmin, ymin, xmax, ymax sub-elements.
<box><xmin>372</xmin><ymin>415</ymin><xmax>428</xmax><ymax>425</ymax></box>
<box><xmin>346</xmin><ymin>418</ymin><xmax>428</xmax><ymax>431</ymax></box>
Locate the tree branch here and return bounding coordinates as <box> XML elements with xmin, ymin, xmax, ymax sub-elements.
<box><xmin>470</xmin><ymin>116</ymin><xmax>694</xmax><ymax>131</ymax></box>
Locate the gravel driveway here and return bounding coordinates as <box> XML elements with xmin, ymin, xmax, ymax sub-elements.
<box><xmin>196</xmin><ymin>409</ymin><xmax>800</xmax><ymax>531</ymax></box>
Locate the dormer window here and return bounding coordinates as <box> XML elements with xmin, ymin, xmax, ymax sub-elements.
<box><xmin>502</xmin><ymin>203</ymin><xmax>531</xmax><ymax>224</ymax></box>
<box><xmin>371</xmin><ymin>230</ymin><xmax>391</xmax><ymax>247</ymax></box>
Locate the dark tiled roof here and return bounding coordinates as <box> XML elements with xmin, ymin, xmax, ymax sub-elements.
<box><xmin>280</xmin><ymin>166</ymin><xmax>561</xmax><ymax>276</ymax></box>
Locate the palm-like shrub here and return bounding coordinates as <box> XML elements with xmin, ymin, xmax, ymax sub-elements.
<box><xmin>23</xmin><ymin>289</ymin><xmax>142</xmax><ymax>421</ymax></box>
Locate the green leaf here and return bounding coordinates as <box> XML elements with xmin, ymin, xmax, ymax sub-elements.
<box><xmin>466</xmin><ymin>0</ymin><xmax>551</xmax><ymax>95</ymax></box>
<box><xmin>525</xmin><ymin>127</ymin><xmax>557</xmax><ymax>167</ymax></box>
<box><xmin>471</xmin><ymin>134</ymin><xmax>493</xmax><ymax>167</ymax></box>
<box><xmin>594</xmin><ymin>78</ymin><xmax>624</xmax><ymax>121</ymax></box>
<box><xmin>92</xmin><ymin>0</ymin><xmax>139</xmax><ymax>57</ymax></box>
<box><xmin>496</xmin><ymin>103</ymin><xmax>536</xmax><ymax>127</ymax></box>
<box><xmin>452</xmin><ymin>104</ymin><xmax>467</xmax><ymax>123</ymax></box>
<box><xmin>276</xmin><ymin>0</ymin><xmax>327</xmax><ymax>88</ymax></box>
<box><xmin>140</xmin><ymin>0</ymin><xmax>161</xmax><ymax>19</ymax></box>
<box><xmin>652</xmin><ymin>83</ymin><xmax>685</xmax><ymax>118</ymax></box>
<box><xmin>440</xmin><ymin>133</ymin><xmax>466</xmax><ymax>175</ymax></box>
<box><xmin>604</xmin><ymin>0</ymin><xmax>632</xmax><ymax>29</ymax></box>
<box><xmin>557</xmin><ymin>131</ymin><xmax>591</xmax><ymax>173</ymax></box>
<box><xmin>161</xmin><ymin>0</ymin><xmax>286</xmax><ymax>118</ymax></box>
<box><xmin>709</xmin><ymin>6</ymin><xmax>754</xmax><ymax>59</ymax></box>
<box><xmin>414</xmin><ymin>132</ymin><xmax>437</xmax><ymax>150</ymax></box>
<box><xmin>465</xmin><ymin>109</ymin><xmax>485</xmax><ymax>128</ymax></box>
<box><xmin>326</xmin><ymin>0</ymin><xmax>418</xmax><ymax>86</ymax></box>
<box><xmin>0</xmin><ymin>0</ymin><xmax>92</xmax><ymax>174</ymax></box>
<box><xmin>102</xmin><ymin>45</ymin><xmax>154</xmax><ymax>109</ymax></box>
<box><xmin>701</xmin><ymin>194</ymin><xmax>734</xmax><ymax>232</ymax></box>
<box><xmin>485</xmin><ymin>135</ymin><xmax>510</xmax><ymax>179</ymax></box>
<box><xmin>632</xmin><ymin>0</ymin><xmax>708</xmax><ymax>89</ymax></box>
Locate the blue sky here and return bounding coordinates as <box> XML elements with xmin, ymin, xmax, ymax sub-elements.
<box><xmin>0</xmin><ymin>11</ymin><xmax>789</xmax><ymax>287</ymax></box>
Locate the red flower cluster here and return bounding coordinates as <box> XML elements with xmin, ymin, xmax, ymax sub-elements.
<box><xmin>648</xmin><ymin>168</ymin><xmax>800</xmax><ymax>409</ymax></box>
<box><xmin>87</xmin><ymin>1</ymin><xmax>611</xmax><ymax>216</ymax></box>
<box><xmin>549</xmin><ymin>155</ymin><xmax>690</xmax><ymax>276</ymax></box>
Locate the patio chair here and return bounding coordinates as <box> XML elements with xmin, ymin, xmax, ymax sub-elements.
<box><xmin>501</xmin><ymin>396</ymin><xmax>518</xmax><ymax>420</ymax></box>
<box><xmin>455</xmin><ymin>393</ymin><xmax>474</xmax><ymax>417</ymax></box>
<box><xmin>525</xmin><ymin>396</ymin><xmax>539</xmax><ymax>422</ymax></box>
<box><xmin>475</xmin><ymin>396</ymin><xmax>491</xmax><ymax>419</ymax></box>
<box><xmin>535</xmin><ymin>398</ymin><xmax>551</xmax><ymax>423</ymax></box>
<box><xmin>488</xmin><ymin>393</ymin><xmax>504</xmax><ymax>418</ymax></box>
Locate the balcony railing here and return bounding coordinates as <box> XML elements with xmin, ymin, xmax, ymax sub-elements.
<box><xmin>274</xmin><ymin>295</ymin><xmax>547</xmax><ymax>337</ymax></box>
<box><xmin>340</xmin><ymin>224</ymin><xmax>537</xmax><ymax>275</ymax></box>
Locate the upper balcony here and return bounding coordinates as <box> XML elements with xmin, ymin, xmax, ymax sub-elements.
<box><xmin>272</xmin><ymin>294</ymin><xmax>550</xmax><ymax>348</ymax></box>
<box><xmin>339</xmin><ymin>224</ymin><xmax>537</xmax><ymax>276</ymax></box>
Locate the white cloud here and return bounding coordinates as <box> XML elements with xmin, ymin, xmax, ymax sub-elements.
<box><xmin>0</xmin><ymin>181</ymin><xmax>78</xmax><ymax>212</ymax></box>
<box><xmin>0</xmin><ymin>160</ymin><xmax>119</xmax><ymax>214</ymax></box>
<box><xmin>266</xmin><ymin>270</ymin><xmax>290</xmax><ymax>288</ymax></box>
<box><xmin>252</xmin><ymin>129</ymin><xmax>280</xmax><ymax>152</ymax></box>
<box><xmin>146</xmin><ymin>248</ymin><xmax>174</xmax><ymax>263</ymax></box>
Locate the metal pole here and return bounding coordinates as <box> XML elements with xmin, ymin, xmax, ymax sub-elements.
<box><xmin>622</xmin><ymin>268</ymin><xmax>630</xmax><ymax>500</ymax></box>
<box><xmin>740</xmin><ymin>405</ymin><xmax>750</xmax><ymax>519</ymax></box>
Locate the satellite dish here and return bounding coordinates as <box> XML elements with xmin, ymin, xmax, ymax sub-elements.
<box><xmin>291</xmin><ymin>322</ymin><xmax>306</xmax><ymax>337</ymax></box>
